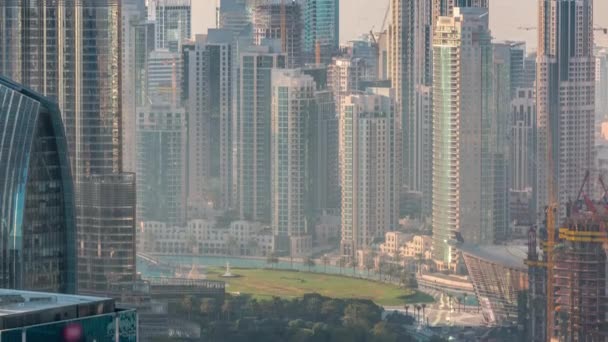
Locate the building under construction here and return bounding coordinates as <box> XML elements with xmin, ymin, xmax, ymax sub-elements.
<box><xmin>526</xmin><ymin>176</ymin><xmax>608</xmax><ymax>341</ymax></box>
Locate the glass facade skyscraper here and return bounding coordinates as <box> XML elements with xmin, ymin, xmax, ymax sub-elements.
<box><xmin>0</xmin><ymin>77</ymin><xmax>76</xmax><ymax>294</ymax></box>
<box><xmin>303</xmin><ymin>0</ymin><xmax>339</xmax><ymax>65</ymax></box>
<box><xmin>0</xmin><ymin>0</ymin><xmax>137</xmax><ymax>296</ymax></box>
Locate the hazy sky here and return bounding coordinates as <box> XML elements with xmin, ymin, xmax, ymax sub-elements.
<box><xmin>192</xmin><ymin>0</ymin><xmax>608</xmax><ymax>51</ymax></box>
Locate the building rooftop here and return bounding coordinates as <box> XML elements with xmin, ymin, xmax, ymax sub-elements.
<box><xmin>0</xmin><ymin>289</ymin><xmax>117</xmax><ymax>330</ymax></box>
<box><xmin>458</xmin><ymin>243</ymin><xmax>528</xmax><ymax>271</ymax></box>
<box><xmin>0</xmin><ymin>289</ymin><xmax>112</xmax><ymax>318</ymax></box>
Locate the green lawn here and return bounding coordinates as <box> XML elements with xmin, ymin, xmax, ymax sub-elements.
<box><xmin>204</xmin><ymin>267</ymin><xmax>433</xmax><ymax>306</ymax></box>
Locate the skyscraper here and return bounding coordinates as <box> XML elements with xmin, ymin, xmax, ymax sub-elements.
<box><xmin>136</xmin><ymin>104</ymin><xmax>187</xmax><ymax>226</ymax></box>
<box><xmin>252</xmin><ymin>2</ymin><xmax>303</xmax><ymax>68</ymax></box>
<box><xmin>340</xmin><ymin>91</ymin><xmax>399</xmax><ymax>257</ymax></box>
<box><xmin>271</xmin><ymin>69</ymin><xmax>315</xmax><ymax>256</ymax></box>
<box><xmin>0</xmin><ymin>0</ymin><xmax>135</xmax><ymax>295</ymax></box>
<box><xmin>149</xmin><ymin>0</ymin><xmax>192</xmax><ymax>53</ymax></box>
<box><xmin>77</xmin><ymin>173</ymin><xmax>136</xmax><ymax>295</ymax></box>
<box><xmin>302</xmin><ymin>0</ymin><xmax>339</xmax><ymax>64</ymax></box>
<box><xmin>432</xmin><ymin>7</ymin><xmax>494</xmax><ymax>268</ymax></box>
<box><xmin>187</xmin><ymin>31</ymin><xmax>234</xmax><ymax>213</ymax></box>
<box><xmin>147</xmin><ymin>49</ymin><xmax>183</xmax><ymax>106</ymax></box>
<box><xmin>303</xmin><ymin>66</ymin><xmax>339</xmax><ymax>214</ymax></box>
<box><xmin>122</xmin><ymin>0</ymin><xmax>149</xmax><ymax>174</ymax></box>
<box><xmin>218</xmin><ymin>0</ymin><xmax>253</xmax><ymax>38</ymax></box>
<box><xmin>327</xmin><ymin>57</ymin><xmax>366</xmax><ymax>114</ymax></box>
<box><xmin>596</xmin><ymin>49</ymin><xmax>608</xmax><ymax>120</ymax></box>
<box><xmin>536</xmin><ymin>0</ymin><xmax>595</xmax><ymax>221</ymax></box>
<box><xmin>233</xmin><ymin>46</ymin><xmax>286</xmax><ymax>222</ymax></box>
<box><xmin>0</xmin><ymin>77</ymin><xmax>76</xmax><ymax>294</ymax></box>
<box><xmin>388</xmin><ymin>0</ymin><xmax>433</xmax><ymax>218</ymax></box>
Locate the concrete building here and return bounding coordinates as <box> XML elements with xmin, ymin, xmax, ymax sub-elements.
<box><xmin>252</xmin><ymin>2</ymin><xmax>303</xmax><ymax>68</ymax></box>
<box><xmin>149</xmin><ymin>0</ymin><xmax>192</xmax><ymax>53</ymax></box>
<box><xmin>186</xmin><ymin>31</ymin><xmax>234</xmax><ymax>213</ymax></box>
<box><xmin>511</xmin><ymin>88</ymin><xmax>536</xmax><ymax>192</ymax></box>
<box><xmin>136</xmin><ymin>105</ymin><xmax>187</xmax><ymax>226</ymax></box>
<box><xmin>0</xmin><ymin>290</ymin><xmax>137</xmax><ymax>341</ymax></box>
<box><xmin>147</xmin><ymin>49</ymin><xmax>182</xmax><ymax>106</ymax></box>
<box><xmin>536</xmin><ymin>0</ymin><xmax>595</xmax><ymax>221</ymax></box>
<box><xmin>432</xmin><ymin>7</ymin><xmax>494</xmax><ymax>268</ymax></box>
<box><xmin>303</xmin><ymin>0</ymin><xmax>339</xmax><ymax>65</ymax></box>
<box><xmin>379</xmin><ymin>232</ymin><xmax>409</xmax><ymax>257</ymax></box>
<box><xmin>328</xmin><ymin>56</ymin><xmax>366</xmax><ymax>117</ymax></box>
<box><xmin>271</xmin><ymin>69</ymin><xmax>315</xmax><ymax>256</ymax></box>
<box><xmin>597</xmin><ymin>48</ymin><xmax>608</xmax><ymax>120</ymax></box>
<box><xmin>340</xmin><ymin>91</ymin><xmax>400</xmax><ymax>257</ymax></box>
<box><xmin>233</xmin><ymin>46</ymin><xmax>287</xmax><ymax>222</ymax></box>
<box><xmin>0</xmin><ymin>77</ymin><xmax>76</xmax><ymax>294</ymax></box>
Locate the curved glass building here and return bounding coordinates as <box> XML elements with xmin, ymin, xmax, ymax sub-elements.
<box><xmin>0</xmin><ymin>77</ymin><xmax>76</xmax><ymax>294</ymax></box>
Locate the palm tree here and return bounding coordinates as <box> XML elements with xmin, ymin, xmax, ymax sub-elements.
<box><xmin>338</xmin><ymin>256</ymin><xmax>345</xmax><ymax>274</ymax></box>
<box><xmin>351</xmin><ymin>258</ymin><xmax>358</xmax><ymax>276</ymax></box>
<box><xmin>321</xmin><ymin>255</ymin><xmax>329</xmax><ymax>273</ymax></box>
<box><xmin>421</xmin><ymin>303</ymin><xmax>427</xmax><ymax>324</ymax></box>
<box><xmin>266</xmin><ymin>253</ymin><xmax>279</xmax><ymax>269</ymax></box>
<box><xmin>181</xmin><ymin>295</ymin><xmax>193</xmax><ymax>319</ymax></box>
<box><xmin>404</xmin><ymin>305</ymin><xmax>410</xmax><ymax>317</ymax></box>
<box><xmin>415</xmin><ymin>305</ymin><xmax>422</xmax><ymax>323</ymax></box>
<box><xmin>304</xmin><ymin>256</ymin><xmax>315</xmax><ymax>272</ymax></box>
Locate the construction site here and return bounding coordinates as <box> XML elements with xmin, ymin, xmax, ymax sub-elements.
<box><xmin>526</xmin><ymin>172</ymin><xmax>608</xmax><ymax>342</ymax></box>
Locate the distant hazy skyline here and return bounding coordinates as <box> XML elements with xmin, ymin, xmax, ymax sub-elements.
<box><xmin>192</xmin><ymin>0</ymin><xmax>608</xmax><ymax>51</ymax></box>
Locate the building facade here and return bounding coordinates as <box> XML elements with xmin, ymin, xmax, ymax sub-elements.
<box><xmin>147</xmin><ymin>49</ymin><xmax>182</xmax><ymax>106</ymax></box>
<box><xmin>233</xmin><ymin>46</ymin><xmax>287</xmax><ymax>222</ymax></box>
<box><xmin>149</xmin><ymin>0</ymin><xmax>192</xmax><ymax>53</ymax></box>
<box><xmin>187</xmin><ymin>31</ymin><xmax>234</xmax><ymax>213</ymax></box>
<box><xmin>252</xmin><ymin>2</ymin><xmax>303</xmax><ymax>68</ymax></box>
<box><xmin>0</xmin><ymin>77</ymin><xmax>76</xmax><ymax>294</ymax></box>
<box><xmin>271</xmin><ymin>69</ymin><xmax>315</xmax><ymax>255</ymax></box>
<box><xmin>340</xmin><ymin>91</ymin><xmax>399</xmax><ymax>257</ymax></box>
<box><xmin>536</xmin><ymin>0</ymin><xmax>595</xmax><ymax>221</ymax></box>
<box><xmin>0</xmin><ymin>290</ymin><xmax>137</xmax><ymax>341</ymax></box>
<box><xmin>302</xmin><ymin>0</ymin><xmax>339</xmax><ymax>64</ymax></box>
<box><xmin>77</xmin><ymin>174</ymin><xmax>136</xmax><ymax>296</ymax></box>
<box><xmin>432</xmin><ymin>7</ymin><xmax>494</xmax><ymax>267</ymax></box>
<box><xmin>136</xmin><ymin>105</ymin><xmax>187</xmax><ymax>226</ymax></box>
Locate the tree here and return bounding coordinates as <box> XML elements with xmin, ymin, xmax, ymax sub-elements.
<box><xmin>463</xmin><ymin>292</ymin><xmax>468</xmax><ymax>312</ymax></box>
<box><xmin>226</xmin><ymin>235</ymin><xmax>239</xmax><ymax>256</ymax></box>
<box><xmin>321</xmin><ymin>255</ymin><xmax>330</xmax><ymax>273</ymax></box>
<box><xmin>338</xmin><ymin>256</ymin><xmax>346</xmax><ymax>274</ymax></box>
<box><xmin>404</xmin><ymin>305</ymin><xmax>410</xmax><ymax>317</ymax></box>
<box><xmin>421</xmin><ymin>303</ymin><xmax>427</xmax><ymax>325</ymax></box>
<box><xmin>415</xmin><ymin>305</ymin><xmax>421</xmax><ymax>323</ymax></box>
<box><xmin>200</xmin><ymin>298</ymin><xmax>218</xmax><ymax>319</ymax></box>
<box><xmin>222</xmin><ymin>299</ymin><xmax>234</xmax><ymax>321</ymax></box>
<box><xmin>304</xmin><ymin>257</ymin><xmax>315</xmax><ymax>272</ymax></box>
<box><xmin>350</xmin><ymin>258</ymin><xmax>358</xmax><ymax>276</ymax></box>
<box><xmin>266</xmin><ymin>253</ymin><xmax>279</xmax><ymax>269</ymax></box>
<box><xmin>181</xmin><ymin>295</ymin><xmax>194</xmax><ymax>319</ymax></box>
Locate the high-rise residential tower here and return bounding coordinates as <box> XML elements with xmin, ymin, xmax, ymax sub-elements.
<box><xmin>432</xmin><ymin>7</ymin><xmax>494</xmax><ymax>268</ymax></box>
<box><xmin>252</xmin><ymin>2</ymin><xmax>303</xmax><ymax>68</ymax></box>
<box><xmin>340</xmin><ymin>91</ymin><xmax>400</xmax><ymax>257</ymax></box>
<box><xmin>271</xmin><ymin>69</ymin><xmax>316</xmax><ymax>256</ymax></box>
<box><xmin>217</xmin><ymin>0</ymin><xmax>253</xmax><ymax>38</ymax></box>
<box><xmin>136</xmin><ymin>104</ymin><xmax>187</xmax><ymax>226</ymax></box>
<box><xmin>233</xmin><ymin>46</ymin><xmax>287</xmax><ymax>222</ymax></box>
<box><xmin>187</xmin><ymin>31</ymin><xmax>234</xmax><ymax>213</ymax></box>
<box><xmin>0</xmin><ymin>77</ymin><xmax>76</xmax><ymax>294</ymax></box>
<box><xmin>147</xmin><ymin>49</ymin><xmax>183</xmax><ymax>106</ymax></box>
<box><xmin>149</xmin><ymin>0</ymin><xmax>192</xmax><ymax>53</ymax></box>
<box><xmin>302</xmin><ymin>0</ymin><xmax>339</xmax><ymax>65</ymax></box>
<box><xmin>536</xmin><ymin>0</ymin><xmax>595</xmax><ymax>221</ymax></box>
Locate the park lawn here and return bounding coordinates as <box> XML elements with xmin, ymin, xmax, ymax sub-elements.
<box><xmin>204</xmin><ymin>267</ymin><xmax>433</xmax><ymax>306</ymax></box>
